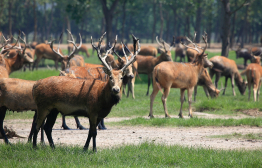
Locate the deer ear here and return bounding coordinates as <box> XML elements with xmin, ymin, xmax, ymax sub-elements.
<box><xmin>102</xmin><ymin>67</ymin><xmax>111</xmax><ymax>76</ymax></box>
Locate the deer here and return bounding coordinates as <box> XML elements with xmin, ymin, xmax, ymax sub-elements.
<box><xmin>240</xmin><ymin>53</ymin><xmax>262</xmax><ymax>101</ymax></box>
<box><xmin>68</xmin><ymin>43</ymin><xmax>90</xmax><ymax>58</ymax></box>
<box><xmin>234</xmin><ymin>45</ymin><xmax>252</xmax><ymax>68</ymax></box>
<box><xmin>0</xmin><ymin>78</ymin><xmax>45</xmax><ymax>144</ymax></box>
<box><xmin>209</xmin><ymin>56</ymin><xmax>247</xmax><ymax>96</ymax></box>
<box><xmin>32</xmin><ymin>33</ymin><xmax>140</xmax><ymax>152</ymax></box>
<box><xmin>33</xmin><ymin>30</ymin><xmax>81</xmax><ymax>70</ymax></box>
<box><xmin>174</xmin><ymin>43</ymin><xmax>186</xmax><ymax>62</ymax></box>
<box><xmin>91</xmin><ymin>41</ymin><xmax>106</xmax><ymax>57</ymax></box>
<box><xmin>0</xmin><ymin>32</ymin><xmax>33</xmax><ymax>77</ymax></box>
<box><xmin>194</xmin><ymin>68</ymin><xmax>222</xmax><ymax>101</ymax></box>
<box><xmin>69</xmin><ymin>55</ymin><xmax>85</xmax><ymax>67</ymax></box>
<box><xmin>149</xmin><ymin>33</ymin><xmax>213</xmax><ymax>118</ymax></box>
<box><xmin>136</xmin><ymin>36</ymin><xmax>174</xmax><ymax>96</ymax></box>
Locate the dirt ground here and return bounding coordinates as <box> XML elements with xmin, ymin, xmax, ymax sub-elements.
<box><xmin>1</xmin><ymin>112</ymin><xmax>262</xmax><ymax>150</ymax></box>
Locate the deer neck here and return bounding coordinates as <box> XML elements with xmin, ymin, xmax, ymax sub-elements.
<box><xmin>234</xmin><ymin>72</ymin><xmax>243</xmax><ymax>84</ymax></box>
<box><xmin>4</xmin><ymin>55</ymin><xmax>21</xmax><ymax>74</ymax></box>
<box><xmin>100</xmin><ymin>80</ymin><xmax>122</xmax><ymax>107</ymax></box>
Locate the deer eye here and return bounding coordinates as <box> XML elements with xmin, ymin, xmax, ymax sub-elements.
<box><xmin>109</xmin><ymin>76</ymin><xmax>113</xmax><ymax>80</ymax></box>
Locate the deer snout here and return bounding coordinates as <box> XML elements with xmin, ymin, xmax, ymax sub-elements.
<box><xmin>112</xmin><ymin>86</ymin><xmax>120</xmax><ymax>94</ymax></box>
<box><xmin>127</xmin><ymin>74</ymin><xmax>134</xmax><ymax>79</ymax></box>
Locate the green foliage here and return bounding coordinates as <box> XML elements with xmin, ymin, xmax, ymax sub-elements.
<box><xmin>0</xmin><ymin>142</ymin><xmax>261</xmax><ymax>167</ymax></box>
<box><xmin>66</xmin><ymin>0</ymin><xmax>90</xmax><ymax>24</ymax></box>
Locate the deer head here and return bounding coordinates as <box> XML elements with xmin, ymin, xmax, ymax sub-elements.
<box><xmin>50</xmin><ymin>29</ymin><xmax>82</xmax><ymax>70</ymax></box>
<box><xmin>91</xmin><ymin>33</ymin><xmax>140</xmax><ymax>95</ymax></box>
<box><xmin>156</xmin><ymin>36</ymin><xmax>174</xmax><ymax>61</ymax></box>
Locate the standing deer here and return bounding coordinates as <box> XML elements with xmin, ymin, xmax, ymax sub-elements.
<box><xmin>68</xmin><ymin>43</ymin><xmax>90</xmax><ymax>58</ymax></box>
<box><xmin>240</xmin><ymin>53</ymin><xmax>262</xmax><ymax>101</ymax></box>
<box><xmin>136</xmin><ymin>36</ymin><xmax>174</xmax><ymax>96</ymax></box>
<box><xmin>174</xmin><ymin>43</ymin><xmax>186</xmax><ymax>62</ymax></box>
<box><xmin>149</xmin><ymin>33</ymin><xmax>213</xmax><ymax>118</ymax></box>
<box><xmin>235</xmin><ymin>45</ymin><xmax>252</xmax><ymax>68</ymax></box>
<box><xmin>209</xmin><ymin>56</ymin><xmax>246</xmax><ymax>96</ymax></box>
<box><xmin>32</xmin><ymin>33</ymin><xmax>140</xmax><ymax>151</ymax></box>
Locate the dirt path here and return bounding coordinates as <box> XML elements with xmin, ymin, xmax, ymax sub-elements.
<box><xmin>1</xmin><ymin>112</ymin><xmax>262</xmax><ymax>150</ymax></box>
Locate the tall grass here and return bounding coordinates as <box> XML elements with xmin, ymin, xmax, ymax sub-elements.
<box><xmin>0</xmin><ymin>142</ymin><xmax>261</xmax><ymax>167</ymax></box>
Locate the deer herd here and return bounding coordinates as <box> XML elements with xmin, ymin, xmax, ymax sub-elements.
<box><xmin>0</xmin><ymin>29</ymin><xmax>262</xmax><ymax>152</ymax></box>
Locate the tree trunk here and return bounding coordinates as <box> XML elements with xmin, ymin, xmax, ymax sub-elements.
<box><xmin>8</xmin><ymin>0</ymin><xmax>12</xmax><ymax>39</ymax></box>
<box><xmin>121</xmin><ymin>0</ymin><xmax>127</xmax><ymax>42</ymax></box>
<box><xmin>33</xmin><ymin>0</ymin><xmax>37</xmax><ymax>42</ymax></box>
<box><xmin>172</xmin><ymin>5</ymin><xmax>177</xmax><ymax>37</ymax></box>
<box><xmin>241</xmin><ymin>5</ymin><xmax>249</xmax><ymax>48</ymax></box>
<box><xmin>66</xmin><ymin>16</ymin><xmax>71</xmax><ymax>43</ymax></box>
<box><xmin>221</xmin><ymin>0</ymin><xmax>231</xmax><ymax>57</ymax></box>
<box><xmin>46</xmin><ymin>2</ymin><xmax>54</xmax><ymax>41</ymax></box>
<box><xmin>195</xmin><ymin>0</ymin><xmax>202</xmax><ymax>43</ymax></box>
<box><xmin>159</xmin><ymin>2</ymin><xmax>164</xmax><ymax>39</ymax></box>
<box><xmin>151</xmin><ymin>0</ymin><xmax>156</xmax><ymax>43</ymax></box>
<box><xmin>100</xmin><ymin>0</ymin><xmax>119</xmax><ymax>45</ymax></box>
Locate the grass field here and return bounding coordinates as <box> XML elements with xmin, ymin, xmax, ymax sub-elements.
<box><xmin>2</xmin><ymin>48</ymin><xmax>261</xmax><ymax>167</ymax></box>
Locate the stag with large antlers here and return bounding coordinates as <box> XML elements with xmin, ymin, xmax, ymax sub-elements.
<box><xmin>136</xmin><ymin>36</ymin><xmax>174</xmax><ymax>96</ymax></box>
<box><xmin>0</xmin><ymin>32</ymin><xmax>33</xmax><ymax>77</ymax></box>
<box><xmin>33</xmin><ymin>30</ymin><xmax>82</xmax><ymax>70</ymax></box>
<box><xmin>32</xmin><ymin>33</ymin><xmax>140</xmax><ymax>151</ymax></box>
<box><xmin>149</xmin><ymin>33</ymin><xmax>213</xmax><ymax>118</ymax></box>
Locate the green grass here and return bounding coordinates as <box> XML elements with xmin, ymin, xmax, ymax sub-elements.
<box><xmin>209</xmin><ymin>132</ymin><xmax>262</xmax><ymax>140</ymax></box>
<box><xmin>109</xmin><ymin>117</ymin><xmax>262</xmax><ymax>127</ymax></box>
<box><xmin>0</xmin><ymin>142</ymin><xmax>261</xmax><ymax>167</ymax></box>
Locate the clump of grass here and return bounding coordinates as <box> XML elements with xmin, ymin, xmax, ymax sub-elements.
<box><xmin>0</xmin><ymin>142</ymin><xmax>261</xmax><ymax>167</ymax></box>
<box><xmin>209</xmin><ymin>132</ymin><xmax>262</xmax><ymax>140</ymax></box>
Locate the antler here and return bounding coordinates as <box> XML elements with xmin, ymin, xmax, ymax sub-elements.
<box><xmin>66</xmin><ymin>29</ymin><xmax>82</xmax><ymax>59</ymax></box>
<box><xmin>180</xmin><ymin>34</ymin><xmax>200</xmax><ymax>53</ymax></box>
<box><xmin>50</xmin><ymin>32</ymin><xmax>64</xmax><ymax>58</ymax></box>
<box><xmin>201</xmin><ymin>33</ymin><xmax>208</xmax><ymax>55</ymax></box>
<box><xmin>91</xmin><ymin>32</ymin><xmax>114</xmax><ymax>71</ymax></box>
<box><xmin>156</xmin><ymin>36</ymin><xmax>173</xmax><ymax>51</ymax></box>
<box><xmin>18</xmin><ymin>31</ymin><xmax>27</xmax><ymax>55</ymax></box>
<box><xmin>0</xmin><ymin>32</ymin><xmax>20</xmax><ymax>54</ymax></box>
<box><xmin>120</xmin><ymin>34</ymin><xmax>140</xmax><ymax>72</ymax></box>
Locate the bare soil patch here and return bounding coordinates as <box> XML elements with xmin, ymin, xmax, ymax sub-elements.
<box><xmin>1</xmin><ymin>112</ymin><xmax>261</xmax><ymax>150</ymax></box>
<box><xmin>236</xmin><ymin>109</ymin><xmax>262</xmax><ymax>117</ymax></box>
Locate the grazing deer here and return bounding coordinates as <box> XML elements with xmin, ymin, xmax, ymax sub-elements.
<box><xmin>0</xmin><ymin>32</ymin><xmax>33</xmax><ymax>77</ymax></box>
<box><xmin>149</xmin><ymin>33</ymin><xmax>213</xmax><ymax>118</ymax></box>
<box><xmin>209</xmin><ymin>56</ymin><xmax>246</xmax><ymax>96</ymax></box>
<box><xmin>68</xmin><ymin>43</ymin><xmax>90</xmax><ymax>58</ymax></box>
<box><xmin>0</xmin><ymin>78</ymin><xmax>44</xmax><ymax>144</ymax></box>
<box><xmin>137</xmin><ymin>36</ymin><xmax>174</xmax><ymax>96</ymax></box>
<box><xmin>194</xmin><ymin>68</ymin><xmax>222</xmax><ymax>101</ymax></box>
<box><xmin>32</xmin><ymin>33</ymin><xmax>140</xmax><ymax>151</ymax></box>
<box><xmin>33</xmin><ymin>30</ymin><xmax>82</xmax><ymax>70</ymax></box>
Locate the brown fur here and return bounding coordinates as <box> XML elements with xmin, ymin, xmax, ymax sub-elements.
<box><xmin>0</xmin><ymin>78</ymin><xmax>43</xmax><ymax>144</ymax></box>
<box><xmin>69</xmin><ymin>55</ymin><xmax>85</xmax><ymax>67</ymax></box>
<box><xmin>68</xmin><ymin>44</ymin><xmax>90</xmax><ymax>58</ymax></box>
<box><xmin>174</xmin><ymin>44</ymin><xmax>186</xmax><ymax>62</ymax></box>
<box><xmin>136</xmin><ymin>49</ymin><xmax>173</xmax><ymax>95</ymax></box>
<box><xmin>241</xmin><ymin>64</ymin><xmax>262</xmax><ymax>101</ymax></box>
<box><xmin>138</xmin><ymin>46</ymin><xmax>158</xmax><ymax>57</ymax></box>
<box><xmin>209</xmin><ymin>56</ymin><xmax>246</xmax><ymax>96</ymax></box>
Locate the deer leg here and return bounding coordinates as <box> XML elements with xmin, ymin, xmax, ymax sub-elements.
<box><xmin>231</xmin><ymin>74</ymin><xmax>236</xmax><ymax>96</ymax></box>
<box><xmin>98</xmin><ymin>119</ymin><xmax>107</xmax><ymax>130</ymax></box>
<box><xmin>162</xmin><ymin>87</ymin><xmax>171</xmax><ymax>118</ymax></box>
<box><xmin>248</xmin><ymin>83</ymin><xmax>251</xmax><ymax>101</ymax></box>
<box><xmin>61</xmin><ymin>115</ymin><xmax>71</xmax><ymax>130</ymax></box>
<box><xmin>194</xmin><ymin>85</ymin><xmax>197</xmax><ymax>102</ymax></box>
<box><xmin>179</xmin><ymin>89</ymin><xmax>186</xmax><ymax>118</ymax></box>
<box><xmin>215</xmin><ymin>72</ymin><xmax>221</xmax><ymax>89</ymax></box>
<box><xmin>149</xmin><ymin>80</ymin><xmax>160</xmax><ymax>118</ymax></box>
<box><xmin>44</xmin><ymin>109</ymin><xmax>59</xmax><ymax>148</ymax></box>
<box><xmin>28</xmin><ymin>111</ymin><xmax>45</xmax><ymax>143</ymax></box>
<box><xmin>203</xmin><ymin>86</ymin><xmax>210</xmax><ymax>98</ymax></box>
<box><xmin>257</xmin><ymin>81</ymin><xmax>262</xmax><ymax>101</ymax></box>
<box><xmin>146</xmin><ymin>74</ymin><xmax>152</xmax><ymax>96</ymax></box>
<box><xmin>0</xmin><ymin>107</ymin><xmax>9</xmax><ymax>144</ymax></box>
<box><xmin>75</xmin><ymin>117</ymin><xmax>87</xmax><ymax>130</ymax></box>
<box><xmin>188</xmin><ymin>87</ymin><xmax>194</xmax><ymax>118</ymax></box>
<box><xmin>84</xmin><ymin>116</ymin><xmax>98</xmax><ymax>152</ymax></box>
<box><xmin>223</xmin><ymin>77</ymin><xmax>228</xmax><ymax>95</ymax></box>
<box><xmin>253</xmin><ymin>87</ymin><xmax>258</xmax><ymax>102</ymax></box>
<box><xmin>131</xmin><ymin>77</ymin><xmax>136</xmax><ymax>99</ymax></box>
<box><xmin>33</xmin><ymin>58</ymin><xmax>41</xmax><ymax>71</ymax></box>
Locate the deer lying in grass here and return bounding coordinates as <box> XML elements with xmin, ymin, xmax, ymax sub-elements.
<box><xmin>136</xmin><ymin>36</ymin><xmax>174</xmax><ymax>96</ymax></box>
<box><xmin>0</xmin><ymin>78</ymin><xmax>44</xmax><ymax>144</ymax></box>
<box><xmin>149</xmin><ymin>33</ymin><xmax>213</xmax><ymax>118</ymax></box>
<box><xmin>209</xmin><ymin>56</ymin><xmax>246</xmax><ymax>96</ymax></box>
<box><xmin>240</xmin><ymin>54</ymin><xmax>262</xmax><ymax>101</ymax></box>
<box><xmin>32</xmin><ymin>33</ymin><xmax>140</xmax><ymax>151</ymax></box>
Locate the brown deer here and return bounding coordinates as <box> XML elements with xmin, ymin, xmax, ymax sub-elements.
<box><xmin>0</xmin><ymin>32</ymin><xmax>33</xmax><ymax>77</ymax></box>
<box><xmin>33</xmin><ymin>30</ymin><xmax>82</xmax><ymax>70</ymax></box>
<box><xmin>209</xmin><ymin>56</ymin><xmax>247</xmax><ymax>96</ymax></box>
<box><xmin>69</xmin><ymin>55</ymin><xmax>85</xmax><ymax>67</ymax></box>
<box><xmin>136</xmin><ymin>36</ymin><xmax>174</xmax><ymax>96</ymax></box>
<box><xmin>194</xmin><ymin>68</ymin><xmax>222</xmax><ymax>101</ymax></box>
<box><xmin>149</xmin><ymin>33</ymin><xmax>213</xmax><ymax>118</ymax></box>
<box><xmin>174</xmin><ymin>43</ymin><xmax>186</xmax><ymax>62</ymax></box>
<box><xmin>32</xmin><ymin>33</ymin><xmax>140</xmax><ymax>151</ymax></box>
<box><xmin>68</xmin><ymin>43</ymin><xmax>90</xmax><ymax>58</ymax></box>
<box><xmin>0</xmin><ymin>78</ymin><xmax>44</xmax><ymax>144</ymax></box>
<box><xmin>240</xmin><ymin>53</ymin><xmax>262</xmax><ymax>101</ymax></box>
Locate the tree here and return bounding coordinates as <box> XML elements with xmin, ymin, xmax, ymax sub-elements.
<box><xmin>220</xmin><ymin>0</ymin><xmax>248</xmax><ymax>57</ymax></box>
